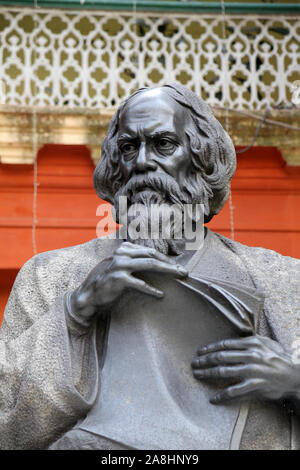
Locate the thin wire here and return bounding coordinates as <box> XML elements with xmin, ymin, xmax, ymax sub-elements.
<box><xmin>32</xmin><ymin>0</ymin><xmax>39</xmax><ymax>255</ymax></box>
<box><xmin>215</xmin><ymin>105</ymin><xmax>300</xmax><ymax>132</ymax></box>
<box><xmin>133</xmin><ymin>0</ymin><xmax>137</xmax><ymax>33</ymax></box>
<box><xmin>220</xmin><ymin>0</ymin><xmax>229</xmax><ymax>134</ymax></box>
<box><xmin>32</xmin><ymin>110</ymin><xmax>38</xmax><ymax>255</ymax></box>
<box><xmin>133</xmin><ymin>0</ymin><xmax>138</xmax><ymax>75</ymax></box>
<box><xmin>221</xmin><ymin>0</ymin><xmax>235</xmax><ymax>241</ymax></box>
<box><xmin>236</xmin><ymin>108</ymin><xmax>270</xmax><ymax>154</ymax></box>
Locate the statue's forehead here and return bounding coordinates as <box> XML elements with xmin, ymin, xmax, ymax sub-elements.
<box><xmin>119</xmin><ymin>89</ymin><xmax>188</xmax><ymax>130</ymax></box>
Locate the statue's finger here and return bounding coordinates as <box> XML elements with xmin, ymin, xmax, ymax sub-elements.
<box><xmin>196</xmin><ymin>336</ymin><xmax>257</xmax><ymax>356</ymax></box>
<box><xmin>116</xmin><ymin>258</ymin><xmax>188</xmax><ymax>277</ymax></box>
<box><xmin>193</xmin><ymin>364</ymin><xmax>250</xmax><ymax>380</ymax></box>
<box><xmin>210</xmin><ymin>379</ymin><xmax>264</xmax><ymax>404</ymax></box>
<box><xmin>118</xmin><ymin>245</ymin><xmax>177</xmax><ymax>264</ymax></box>
<box><xmin>124</xmin><ymin>274</ymin><xmax>164</xmax><ymax>298</ymax></box>
<box><xmin>191</xmin><ymin>351</ymin><xmax>259</xmax><ymax>368</ymax></box>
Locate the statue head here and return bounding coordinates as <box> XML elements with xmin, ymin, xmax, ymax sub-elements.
<box><xmin>94</xmin><ymin>83</ymin><xmax>236</xmax><ymax>224</ymax></box>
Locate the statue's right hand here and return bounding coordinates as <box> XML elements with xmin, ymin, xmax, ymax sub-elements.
<box><xmin>69</xmin><ymin>241</ymin><xmax>188</xmax><ymax>325</ymax></box>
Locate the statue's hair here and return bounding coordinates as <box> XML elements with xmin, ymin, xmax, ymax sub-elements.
<box><xmin>93</xmin><ymin>83</ymin><xmax>236</xmax><ymax>222</ymax></box>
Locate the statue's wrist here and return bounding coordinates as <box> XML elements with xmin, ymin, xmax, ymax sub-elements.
<box><xmin>70</xmin><ymin>288</ymin><xmax>96</xmax><ymax>319</ymax></box>
<box><xmin>65</xmin><ymin>291</ymin><xmax>95</xmax><ymax>335</ymax></box>
<box><xmin>280</xmin><ymin>368</ymin><xmax>300</xmax><ymax>403</ymax></box>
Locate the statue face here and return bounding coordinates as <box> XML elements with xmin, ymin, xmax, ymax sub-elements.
<box><xmin>118</xmin><ymin>89</ymin><xmax>195</xmax><ymax>186</ymax></box>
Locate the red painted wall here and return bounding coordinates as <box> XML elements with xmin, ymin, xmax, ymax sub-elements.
<box><xmin>0</xmin><ymin>144</ymin><xmax>299</xmax><ymax>323</ymax></box>
<box><xmin>212</xmin><ymin>146</ymin><xmax>300</xmax><ymax>257</ymax></box>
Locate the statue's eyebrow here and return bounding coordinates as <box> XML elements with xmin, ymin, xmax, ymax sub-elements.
<box><xmin>151</xmin><ymin>131</ymin><xmax>179</xmax><ymax>141</ymax></box>
<box><xmin>118</xmin><ymin>133</ymin><xmax>136</xmax><ymax>142</ymax></box>
<box><xmin>117</xmin><ymin>130</ymin><xmax>179</xmax><ymax>143</ymax></box>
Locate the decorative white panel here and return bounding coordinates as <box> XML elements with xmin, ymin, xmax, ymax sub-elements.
<box><xmin>0</xmin><ymin>7</ymin><xmax>299</xmax><ymax>110</ymax></box>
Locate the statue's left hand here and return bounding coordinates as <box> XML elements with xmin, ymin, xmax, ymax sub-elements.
<box><xmin>191</xmin><ymin>335</ymin><xmax>300</xmax><ymax>404</ymax></box>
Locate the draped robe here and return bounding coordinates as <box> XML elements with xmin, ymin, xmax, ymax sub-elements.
<box><xmin>0</xmin><ymin>229</ymin><xmax>300</xmax><ymax>450</ymax></box>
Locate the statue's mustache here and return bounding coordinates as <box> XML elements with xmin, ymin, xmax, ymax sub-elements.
<box><xmin>115</xmin><ymin>172</ymin><xmax>189</xmax><ymax>206</ymax></box>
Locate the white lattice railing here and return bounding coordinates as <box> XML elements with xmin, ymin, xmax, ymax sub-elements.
<box><xmin>0</xmin><ymin>7</ymin><xmax>299</xmax><ymax>110</ymax></box>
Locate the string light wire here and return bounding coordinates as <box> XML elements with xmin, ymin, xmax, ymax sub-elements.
<box><xmin>221</xmin><ymin>0</ymin><xmax>235</xmax><ymax>240</ymax></box>
<box><xmin>215</xmin><ymin>105</ymin><xmax>300</xmax><ymax>132</ymax></box>
<box><xmin>236</xmin><ymin>108</ymin><xmax>270</xmax><ymax>154</ymax></box>
<box><xmin>32</xmin><ymin>0</ymin><xmax>39</xmax><ymax>255</ymax></box>
<box><xmin>32</xmin><ymin>109</ymin><xmax>38</xmax><ymax>255</ymax></box>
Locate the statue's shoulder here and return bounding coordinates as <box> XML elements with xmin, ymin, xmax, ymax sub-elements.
<box><xmin>12</xmin><ymin>235</ymin><xmax>119</xmax><ymax>308</ymax></box>
<box><xmin>214</xmin><ymin>231</ymin><xmax>300</xmax><ymax>268</ymax></box>
<box><xmin>29</xmin><ymin>235</ymin><xmax>118</xmax><ymax>273</ymax></box>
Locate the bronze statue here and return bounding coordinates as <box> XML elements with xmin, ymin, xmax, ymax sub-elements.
<box><xmin>1</xmin><ymin>84</ymin><xmax>300</xmax><ymax>450</ymax></box>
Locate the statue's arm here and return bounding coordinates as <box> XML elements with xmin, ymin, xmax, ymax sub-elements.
<box><xmin>0</xmin><ymin>256</ymin><xmax>101</xmax><ymax>450</ymax></box>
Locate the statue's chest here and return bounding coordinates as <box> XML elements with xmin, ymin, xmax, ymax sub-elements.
<box><xmin>79</xmin><ymin>256</ymin><xmax>262</xmax><ymax>449</ymax></box>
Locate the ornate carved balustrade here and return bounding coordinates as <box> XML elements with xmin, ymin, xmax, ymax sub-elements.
<box><xmin>0</xmin><ymin>6</ymin><xmax>299</xmax><ymax>110</ymax></box>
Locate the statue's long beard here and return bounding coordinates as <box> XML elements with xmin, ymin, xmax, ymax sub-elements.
<box><xmin>114</xmin><ymin>173</ymin><xmax>191</xmax><ymax>256</ymax></box>
<box><xmin>127</xmin><ymin>191</ymin><xmax>185</xmax><ymax>256</ymax></box>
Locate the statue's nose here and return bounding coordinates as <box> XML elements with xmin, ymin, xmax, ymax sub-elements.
<box><xmin>135</xmin><ymin>142</ymin><xmax>157</xmax><ymax>173</ymax></box>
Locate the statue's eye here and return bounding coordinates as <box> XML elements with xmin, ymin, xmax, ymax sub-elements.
<box><xmin>158</xmin><ymin>139</ymin><xmax>169</xmax><ymax>147</ymax></box>
<box><xmin>156</xmin><ymin>138</ymin><xmax>176</xmax><ymax>153</ymax></box>
<box><xmin>120</xmin><ymin>142</ymin><xmax>137</xmax><ymax>161</ymax></box>
<box><xmin>122</xmin><ymin>143</ymin><xmax>136</xmax><ymax>153</ymax></box>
